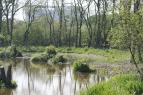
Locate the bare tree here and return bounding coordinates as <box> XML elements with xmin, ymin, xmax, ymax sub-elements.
<box><xmin>55</xmin><ymin>0</ymin><xmax>64</xmax><ymax>47</ymax></box>
<box><xmin>73</xmin><ymin>0</ymin><xmax>79</xmax><ymax>47</ymax></box>
<box><xmin>82</xmin><ymin>0</ymin><xmax>93</xmax><ymax>47</ymax></box>
<box><xmin>68</xmin><ymin>3</ymin><xmax>74</xmax><ymax>47</ymax></box>
<box><xmin>23</xmin><ymin>0</ymin><xmax>40</xmax><ymax>45</ymax></box>
<box><xmin>44</xmin><ymin>0</ymin><xmax>56</xmax><ymax>45</ymax></box>
<box><xmin>2</xmin><ymin>0</ymin><xmax>28</xmax><ymax>45</ymax></box>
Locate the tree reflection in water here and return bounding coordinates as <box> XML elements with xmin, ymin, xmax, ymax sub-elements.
<box><xmin>0</xmin><ymin>58</ymin><xmax>110</xmax><ymax>95</ymax></box>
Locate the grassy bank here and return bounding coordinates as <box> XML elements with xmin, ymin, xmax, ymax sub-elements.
<box><xmin>57</xmin><ymin>47</ymin><xmax>130</xmax><ymax>62</ymax></box>
<box><xmin>79</xmin><ymin>74</ymin><xmax>143</xmax><ymax>95</ymax></box>
<box><xmin>14</xmin><ymin>46</ymin><xmax>130</xmax><ymax>63</ymax></box>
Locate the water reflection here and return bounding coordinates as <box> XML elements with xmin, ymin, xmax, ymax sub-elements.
<box><xmin>0</xmin><ymin>58</ymin><xmax>110</xmax><ymax>95</ymax></box>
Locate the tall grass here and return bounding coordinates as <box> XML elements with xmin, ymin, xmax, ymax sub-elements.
<box><xmin>79</xmin><ymin>74</ymin><xmax>143</xmax><ymax>95</ymax></box>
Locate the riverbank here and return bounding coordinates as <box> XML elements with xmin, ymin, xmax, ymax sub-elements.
<box><xmin>0</xmin><ymin>46</ymin><xmax>140</xmax><ymax>74</ymax></box>
<box><xmin>21</xmin><ymin>52</ymin><xmax>140</xmax><ymax>75</ymax></box>
<box><xmin>15</xmin><ymin>46</ymin><xmax>130</xmax><ymax>62</ymax></box>
<box><xmin>59</xmin><ymin>53</ymin><xmax>141</xmax><ymax>75</ymax></box>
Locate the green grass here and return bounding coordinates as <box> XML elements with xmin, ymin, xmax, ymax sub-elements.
<box><xmin>17</xmin><ymin>46</ymin><xmax>46</xmax><ymax>52</ymax></box>
<box><xmin>79</xmin><ymin>74</ymin><xmax>143</xmax><ymax>95</ymax></box>
<box><xmin>2</xmin><ymin>46</ymin><xmax>130</xmax><ymax>63</ymax></box>
<box><xmin>56</xmin><ymin>47</ymin><xmax>130</xmax><ymax>62</ymax></box>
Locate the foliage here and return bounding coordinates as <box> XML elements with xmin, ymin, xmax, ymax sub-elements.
<box><xmin>31</xmin><ymin>53</ymin><xmax>54</xmax><ymax>62</ymax></box>
<box><xmin>108</xmin><ymin>12</ymin><xmax>141</xmax><ymax>49</ymax></box>
<box><xmin>15</xmin><ymin>46</ymin><xmax>130</xmax><ymax>63</ymax></box>
<box><xmin>49</xmin><ymin>55</ymin><xmax>67</xmax><ymax>63</ymax></box>
<box><xmin>0</xmin><ymin>45</ymin><xmax>22</xmax><ymax>58</ymax></box>
<box><xmin>72</xmin><ymin>59</ymin><xmax>95</xmax><ymax>72</ymax></box>
<box><xmin>45</xmin><ymin>45</ymin><xmax>57</xmax><ymax>55</ymax></box>
<box><xmin>31</xmin><ymin>45</ymin><xmax>57</xmax><ymax>62</ymax></box>
<box><xmin>18</xmin><ymin>46</ymin><xmax>45</xmax><ymax>52</ymax></box>
<box><xmin>11</xmin><ymin>80</ymin><xmax>17</xmax><ymax>87</ymax></box>
<box><xmin>0</xmin><ymin>80</ymin><xmax>5</xmax><ymax>88</ymax></box>
<box><xmin>56</xmin><ymin>47</ymin><xmax>130</xmax><ymax>62</ymax></box>
<box><xmin>0</xmin><ymin>79</ymin><xmax>17</xmax><ymax>88</ymax></box>
<box><xmin>79</xmin><ymin>74</ymin><xmax>143</xmax><ymax>95</ymax></box>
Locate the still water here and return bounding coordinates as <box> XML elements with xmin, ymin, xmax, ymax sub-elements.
<box><xmin>0</xmin><ymin>58</ymin><xmax>109</xmax><ymax>95</ymax></box>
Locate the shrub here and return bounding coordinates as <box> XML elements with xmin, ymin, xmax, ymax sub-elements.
<box><xmin>45</xmin><ymin>45</ymin><xmax>57</xmax><ymax>55</ymax></box>
<box><xmin>31</xmin><ymin>45</ymin><xmax>57</xmax><ymax>62</ymax></box>
<box><xmin>31</xmin><ymin>53</ymin><xmax>55</xmax><ymax>62</ymax></box>
<box><xmin>11</xmin><ymin>80</ymin><xmax>17</xmax><ymax>87</ymax></box>
<box><xmin>0</xmin><ymin>45</ymin><xmax>22</xmax><ymax>58</ymax></box>
<box><xmin>49</xmin><ymin>55</ymin><xmax>67</xmax><ymax>63</ymax></box>
<box><xmin>73</xmin><ymin>59</ymin><xmax>94</xmax><ymax>72</ymax></box>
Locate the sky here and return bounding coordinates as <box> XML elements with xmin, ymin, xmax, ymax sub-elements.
<box><xmin>15</xmin><ymin>9</ymin><xmax>24</xmax><ymax>20</ymax></box>
<box><xmin>14</xmin><ymin>0</ymin><xmax>96</xmax><ymax>21</ymax></box>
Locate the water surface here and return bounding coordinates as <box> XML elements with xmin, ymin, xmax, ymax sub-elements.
<box><xmin>0</xmin><ymin>58</ymin><xmax>109</xmax><ymax>95</ymax></box>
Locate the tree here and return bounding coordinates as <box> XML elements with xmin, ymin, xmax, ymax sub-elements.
<box><xmin>44</xmin><ymin>0</ymin><xmax>56</xmax><ymax>45</ymax></box>
<box><xmin>23</xmin><ymin>0</ymin><xmax>40</xmax><ymax>45</ymax></box>
<box><xmin>109</xmin><ymin>0</ymin><xmax>143</xmax><ymax>76</ymax></box>
<box><xmin>2</xmin><ymin>0</ymin><xmax>28</xmax><ymax>45</ymax></box>
<box><xmin>54</xmin><ymin>0</ymin><xmax>64</xmax><ymax>47</ymax></box>
<box><xmin>0</xmin><ymin>0</ymin><xmax>2</xmax><ymax>33</ymax></box>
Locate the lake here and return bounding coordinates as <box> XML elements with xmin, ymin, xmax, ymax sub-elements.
<box><xmin>0</xmin><ymin>56</ymin><xmax>109</xmax><ymax>95</ymax></box>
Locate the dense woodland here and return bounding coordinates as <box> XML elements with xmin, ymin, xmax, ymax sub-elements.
<box><xmin>0</xmin><ymin>0</ymin><xmax>143</xmax><ymax>55</ymax></box>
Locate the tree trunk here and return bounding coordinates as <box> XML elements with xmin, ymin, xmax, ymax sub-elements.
<box><xmin>6</xmin><ymin>64</ymin><xmax>12</xmax><ymax>85</ymax></box>
<box><xmin>137</xmin><ymin>45</ymin><xmax>142</xmax><ymax>62</ymax></box>
<box><xmin>130</xmin><ymin>42</ymin><xmax>135</xmax><ymax>63</ymax></box>
<box><xmin>0</xmin><ymin>0</ymin><xmax>2</xmax><ymax>33</ymax></box>
<box><xmin>129</xmin><ymin>47</ymin><xmax>142</xmax><ymax>76</ymax></box>
<box><xmin>23</xmin><ymin>29</ymin><xmax>29</xmax><ymax>45</ymax></box>
<box><xmin>0</xmin><ymin>66</ymin><xmax>6</xmax><ymax>82</ymax></box>
<box><xmin>73</xmin><ymin>0</ymin><xmax>79</xmax><ymax>47</ymax></box>
<box><xmin>134</xmin><ymin>0</ymin><xmax>142</xmax><ymax>62</ymax></box>
<box><xmin>95</xmin><ymin>0</ymin><xmax>101</xmax><ymax>48</ymax></box>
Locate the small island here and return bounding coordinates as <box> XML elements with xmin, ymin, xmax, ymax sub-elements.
<box><xmin>31</xmin><ymin>45</ymin><xmax>67</xmax><ymax>63</ymax></box>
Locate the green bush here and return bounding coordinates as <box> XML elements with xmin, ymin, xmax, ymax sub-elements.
<box><xmin>73</xmin><ymin>59</ymin><xmax>94</xmax><ymax>72</ymax></box>
<box><xmin>31</xmin><ymin>53</ymin><xmax>55</xmax><ymax>62</ymax></box>
<box><xmin>11</xmin><ymin>80</ymin><xmax>17</xmax><ymax>87</ymax></box>
<box><xmin>45</xmin><ymin>45</ymin><xmax>57</xmax><ymax>55</ymax></box>
<box><xmin>0</xmin><ymin>45</ymin><xmax>22</xmax><ymax>58</ymax></box>
<box><xmin>49</xmin><ymin>55</ymin><xmax>67</xmax><ymax>63</ymax></box>
<box><xmin>31</xmin><ymin>45</ymin><xmax>57</xmax><ymax>62</ymax></box>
